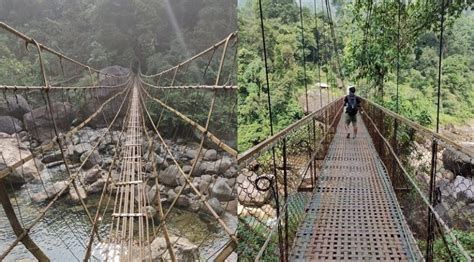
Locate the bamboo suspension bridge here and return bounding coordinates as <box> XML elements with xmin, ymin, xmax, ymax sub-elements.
<box><xmin>0</xmin><ymin>22</ymin><xmax>239</xmax><ymax>261</ymax></box>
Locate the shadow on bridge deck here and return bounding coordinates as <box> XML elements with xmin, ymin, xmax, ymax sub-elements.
<box><xmin>290</xmin><ymin>114</ymin><xmax>421</xmax><ymax>261</ymax></box>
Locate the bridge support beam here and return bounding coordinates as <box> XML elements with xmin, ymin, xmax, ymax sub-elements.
<box><xmin>0</xmin><ymin>179</ymin><xmax>50</xmax><ymax>261</ymax></box>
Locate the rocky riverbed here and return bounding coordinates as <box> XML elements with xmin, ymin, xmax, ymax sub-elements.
<box><xmin>0</xmin><ymin>126</ymin><xmax>238</xmax><ymax>260</ymax></box>
<box><xmin>0</xmin><ymin>65</ymin><xmax>239</xmax><ymax>260</ymax></box>
<box><xmin>400</xmin><ymin>139</ymin><xmax>473</xmax><ymax>236</ymax></box>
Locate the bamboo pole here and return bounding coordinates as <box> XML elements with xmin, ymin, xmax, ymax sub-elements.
<box><xmin>0</xmin><ymin>180</ymin><xmax>50</xmax><ymax>261</ymax></box>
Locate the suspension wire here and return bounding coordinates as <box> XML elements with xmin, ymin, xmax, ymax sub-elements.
<box><xmin>257</xmin><ymin>0</ymin><xmax>285</xmax><ymax>259</ymax></box>
<box><xmin>258</xmin><ymin>0</ymin><xmax>274</xmax><ymax>136</ymax></box>
<box><xmin>426</xmin><ymin>0</ymin><xmax>446</xmax><ymax>260</ymax></box>
<box><xmin>313</xmin><ymin>0</ymin><xmax>323</xmax><ymax>109</ymax></box>
<box><xmin>32</xmin><ymin>40</ymin><xmax>98</xmax><ymax>237</ymax></box>
<box><xmin>322</xmin><ymin>0</ymin><xmax>334</xmax><ymax>103</ymax></box>
<box><xmin>0</xmin><ymin>22</ymin><xmax>125</xmax><ymax>79</ymax></box>
<box><xmin>320</xmin><ymin>0</ymin><xmax>331</xmax><ymax>104</ymax></box>
<box><xmin>381</xmin><ymin>0</ymin><xmax>389</xmax><ymax>105</ymax></box>
<box><xmin>148</xmin><ymin>43</ymin><xmax>222</xmax><ymax>228</ymax></box>
<box><xmin>396</xmin><ymin>0</ymin><xmax>402</xmax><ymax>114</ymax></box>
<box><xmin>324</xmin><ymin>0</ymin><xmax>345</xmax><ymax>90</ymax></box>
<box><xmin>146</xmin><ymin>44</ymin><xmax>225</xmax><ymax>258</ymax></box>
<box><xmin>138</xmin><ymin>103</ymin><xmax>176</xmax><ymax>262</ymax></box>
<box><xmin>83</xmin><ymin>86</ymin><xmax>132</xmax><ymax>261</ymax></box>
<box><xmin>299</xmin><ymin>0</ymin><xmax>310</xmax><ymax>113</ymax></box>
<box><xmin>1</xmin><ymin>89</ymin><xmax>85</xmax><ymax>253</ymax></box>
<box><xmin>31</xmin><ymin>44</ymin><xmax>103</xmax><ymax>249</ymax></box>
<box><xmin>139</xmin><ymin>90</ymin><xmax>237</xmax><ymax>242</ymax></box>
<box><xmin>434</xmin><ymin>4</ymin><xmax>446</xmax><ymax>135</ymax></box>
<box><xmin>362</xmin><ymin>0</ymin><xmax>373</xmax><ymax>98</ymax></box>
<box><xmin>0</xmin><ymin>87</ymin><xmax>130</xmax><ymax>260</ymax></box>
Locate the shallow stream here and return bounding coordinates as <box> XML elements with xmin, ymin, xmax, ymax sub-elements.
<box><xmin>0</xmin><ymin>167</ymin><xmax>234</xmax><ymax>261</ymax></box>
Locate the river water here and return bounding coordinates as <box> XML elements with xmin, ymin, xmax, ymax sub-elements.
<box><xmin>0</xmin><ymin>168</ymin><xmax>235</xmax><ymax>261</ymax></box>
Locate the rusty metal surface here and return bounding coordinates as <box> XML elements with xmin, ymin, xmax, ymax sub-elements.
<box><xmin>290</xmin><ymin>115</ymin><xmax>420</xmax><ymax>261</ymax></box>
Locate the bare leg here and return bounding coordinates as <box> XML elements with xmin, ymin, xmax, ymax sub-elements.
<box><xmin>353</xmin><ymin>124</ymin><xmax>358</xmax><ymax>138</ymax></box>
<box><xmin>345</xmin><ymin>123</ymin><xmax>350</xmax><ymax>138</ymax></box>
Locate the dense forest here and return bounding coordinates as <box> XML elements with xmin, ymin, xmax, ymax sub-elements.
<box><xmin>237</xmin><ymin>0</ymin><xmax>473</xmax><ymax>151</ymax></box>
<box><xmin>0</xmin><ymin>0</ymin><xmax>236</xmax><ymax>79</ymax></box>
<box><xmin>0</xmin><ymin>0</ymin><xmax>237</xmax><ymax>144</ymax></box>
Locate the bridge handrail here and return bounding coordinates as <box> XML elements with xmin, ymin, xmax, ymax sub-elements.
<box><xmin>361</xmin><ymin>100</ymin><xmax>472</xmax><ymax>261</ymax></box>
<box><xmin>361</xmin><ymin>97</ymin><xmax>474</xmax><ymax>157</ymax></box>
<box><xmin>0</xmin><ymin>80</ymin><xmax>131</xmax><ymax>179</ymax></box>
<box><xmin>237</xmin><ymin>97</ymin><xmax>344</xmax><ymax>165</ymax></box>
<box><xmin>140</xmin><ymin>31</ymin><xmax>238</xmax><ymax>79</ymax></box>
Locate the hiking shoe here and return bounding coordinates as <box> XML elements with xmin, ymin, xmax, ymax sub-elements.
<box><xmin>346</xmin><ymin>133</ymin><xmax>350</xmax><ymax>139</ymax></box>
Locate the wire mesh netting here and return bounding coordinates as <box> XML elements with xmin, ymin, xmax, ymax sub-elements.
<box><xmin>236</xmin><ymin>98</ymin><xmax>343</xmax><ymax>260</ymax></box>
<box><xmin>361</xmin><ymin>98</ymin><xmax>473</xmax><ymax>261</ymax></box>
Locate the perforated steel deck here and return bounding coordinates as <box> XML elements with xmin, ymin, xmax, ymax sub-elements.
<box><xmin>290</xmin><ymin>116</ymin><xmax>420</xmax><ymax>261</ymax></box>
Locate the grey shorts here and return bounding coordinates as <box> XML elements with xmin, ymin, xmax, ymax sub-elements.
<box><xmin>345</xmin><ymin>113</ymin><xmax>357</xmax><ymax>125</ymax></box>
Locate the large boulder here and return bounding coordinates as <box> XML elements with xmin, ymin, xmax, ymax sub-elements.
<box><xmin>98</xmin><ymin>66</ymin><xmax>129</xmax><ymax>86</ymax></box>
<box><xmin>86</xmin><ymin>178</ymin><xmax>106</xmax><ymax>194</ymax></box>
<box><xmin>442</xmin><ymin>147</ymin><xmax>472</xmax><ymax>178</ymax></box>
<box><xmin>218</xmin><ymin>156</ymin><xmax>234</xmax><ymax>172</ymax></box>
<box><xmin>194</xmin><ymin>175</ymin><xmax>212</xmax><ymax>194</ymax></box>
<box><xmin>202</xmin><ymin>197</ymin><xmax>225</xmax><ymax>216</ymax></box>
<box><xmin>145</xmin><ymin>152</ymin><xmax>168</xmax><ymax>170</ymax></box>
<box><xmin>0</xmin><ymin>116</ymin><xmax>23</xmax><ymax>134</ymax></box>
<box><xmin>23</xmin><ymin>102</ymin><xmax>75</xmax><ymax>143</ymax></box>
<box><xmin>31</xmin><ymin>181</ymin><xmax>69</xmax><ymax>202</ymax></box>
<box><xmin>0</xmin><ymin>94</ymin><xmax>30</xmax><ymax>119</ymax></box>
<box><xmin>41</xmin><ymin>150</ymin><xmax>63</xmax><ymax>164</ymax></box>
<box><xmin>196</xmin><ymin>161</ymin><xmax>218</xmax><ymax>174</ymax></box>
<box><xmin>83</xmin><ymin>167</ymin><xmax>103</xmax><ymax>185</ymax></box>
<box><xmin>67</xmin><ymin>142</ymin><xmax>93</xmax><ymax>161</ymax></box>
<box><xmin>184</xmin><ymin>149</ymin><xmax>198</xmax><ymax>160</ymax></box>
<box><xmin>203</xmin><ymin>149</ymin><xmax>218</xmax><ymax>161</ymax></box>
<box><xmin>80</xmin><ymin>150</ymin><xmax>100</xmax><ymax>169</ymax></box>
<box><xmin>80</xmin><ymin>66</ymin><xmax>129</xmax><ymax>128</ymax></box>
<box><xmin>237</xmin><ymin>170</ymin><xmax>270</xmax><ymax>207</ymax></box>
<box><xmin>149</xmin><ymin>235</ymin><xmax>199</xmax><ymax>262</ymax></box>
<box><xmin>158</xmin><ymin>165</ymin><xmax>180</xmax><ymax>187</ymax></box>
<box><xmin>68</xmin><ymin>184</ymin><xmax>87</xmax><ymax>203</ymax></box>
<box><xmin>0</xmin><ymin>133</ymin><xmax>45</xmax><ymax>186</ymax></box>
<box><xmin>210</xmin><ymin>177</ymin><xmax>235</xmax><ymax>202</ymax></box>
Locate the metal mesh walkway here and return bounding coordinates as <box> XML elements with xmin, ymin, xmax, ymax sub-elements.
<box><xmin>290</xmin><ymin>115</ymin><xmax>421</xmax><ymax>261</ymax></box>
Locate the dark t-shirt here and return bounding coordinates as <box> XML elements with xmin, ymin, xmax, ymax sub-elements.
<box><xmin>344</xmin><ymin>95</ymin><xmax>360</xmax><ymax>115</ymax></box>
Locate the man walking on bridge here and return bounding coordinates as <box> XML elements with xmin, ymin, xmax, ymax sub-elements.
<box><xmin>344</xmin><ymin>86</ymin><xmax>361</xmax><ymax>139</ymax></box>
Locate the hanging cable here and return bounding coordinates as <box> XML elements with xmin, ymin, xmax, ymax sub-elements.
<box><xmin>299</xmin><ymin>0</ymin><xmax>309</xmax><ymax>113</ymax></box>
<box><xmin>313</xmin><ymin>0</ymin><xmax>323</xmax><ymax>109</ymax></box>
<box><xmin>257</xmin><ymin>1</ymin><xmax>285</xmax><ymax>259</ymax></box>
<box><xmin>426</xmin><ymin>0</ymin><xmax>447</xmax><ymax>260</ymax></box>
<box><xmin>258</xmin><ymin>0</ymin><xmax>274</xmax><ymax>136</ymax></box>
<box><xmin>362</xmin><ymin>0</ymin><xmax>373</xmax><ymax>83</ymax></box>
<box><xmin>313</xmin><ymin>0</ymin><xmax>323</xmax><ymax>108</ymax></box>
<box><xmin>320</xmin><ymin>0</ymin><xmax>331</xmax><ymax>103</ymax></box>
<box><xmin>434</xmin><ymin>5</ymin><xmax>445</xmax><ymax>134</ymax></box>
<box><xmin>396</xmin><ymin>0</ymin><xmax>401</xmax><ymax>114</ymax></box>
<box><xmin>324</xmin><ymin>0</ymin><xmax>345</xmax><ymax>89</ymax></box>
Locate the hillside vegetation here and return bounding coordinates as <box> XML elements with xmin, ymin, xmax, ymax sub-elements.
<box><xmin>237</xmin><ymin>0</ymin><xmax>473</xmax><ymax>151</ymax></box>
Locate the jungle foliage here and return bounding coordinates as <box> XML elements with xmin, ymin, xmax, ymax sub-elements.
<box><xmin>237</xmin><ymin>0</ymin><xmax>473</xmax><ymax>151</ymax></box>
<box><xmin>0</xmin><ymin>0</ymin><xmax>237</xmax><ymax>143</ymax></box>
<box><xmin>0</xmin><ymin>0</ymin><xmax>236</xmax><ymax>75</ymax></box>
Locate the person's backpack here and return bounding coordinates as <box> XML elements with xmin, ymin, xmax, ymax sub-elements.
<box><xmin>346</xmin><ymin>95</ymin><xmax>358</xmax><ymax>115</ymax></box>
